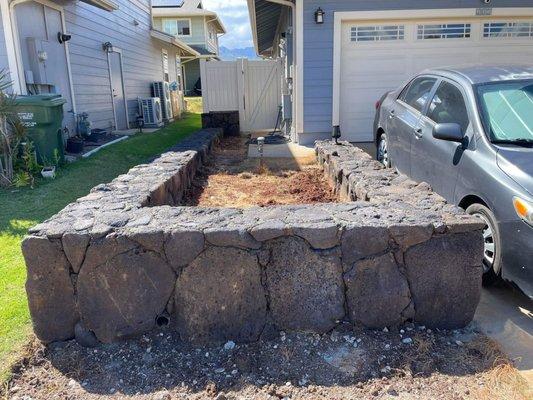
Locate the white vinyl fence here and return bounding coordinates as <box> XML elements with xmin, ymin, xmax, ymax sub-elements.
<box><xmin>200</xmin><ymin>59</ymin><xmax>282</xmax><ymax>132</ymax></box>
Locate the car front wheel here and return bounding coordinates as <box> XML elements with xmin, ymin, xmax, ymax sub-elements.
<box><xmin>466</xmin><ymin>204</ymin><xmax>502</xmax><ymax>286</ymax></box>
<box><xmin>377</xmin><ymin>133</ymin><xmax>391</xmax><ymax>168</ymax></box>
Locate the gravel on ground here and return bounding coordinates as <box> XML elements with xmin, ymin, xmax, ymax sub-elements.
<box><xmin>3</xmin><ymin>322</ymin><xmax>530</xmax><ymax>400</ymax></box>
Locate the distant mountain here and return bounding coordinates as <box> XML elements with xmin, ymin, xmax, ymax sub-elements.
<box><xmin>219</xmin><ymin>46</ymin><xmax>259</xmax><ymax>61</ymax></box>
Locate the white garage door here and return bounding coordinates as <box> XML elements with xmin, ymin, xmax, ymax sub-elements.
<box><xmin>339</xmin><ymin>18</ymin><xmax>533</xmax><ymax>142</ymax></box>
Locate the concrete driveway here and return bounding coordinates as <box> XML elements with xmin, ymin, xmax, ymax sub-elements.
<box><xmin>474</xmin><ymin>285</ymin><xmax>533</xmax><ymax>385</ymax></box>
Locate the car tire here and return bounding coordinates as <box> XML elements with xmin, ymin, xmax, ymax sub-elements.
<box><xmin>377</xmin><ymin>133</ymin><xmax>391</xmax><ymax>168</ymax></box>
<box><xmin>466</xmin><ymin>204</ymin><xmax>502</xmax><ymax>286</ymax></box>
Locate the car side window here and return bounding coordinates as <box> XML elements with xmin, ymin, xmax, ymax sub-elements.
<box><xmin>427</xmin><ymin>81</ymin><xmax>470</xmax><ymax>132</ymax></box>
<box><xmin>399</xmin><ymin>77</ymin><xmax>437</xmax><ymax>112</ymax></box>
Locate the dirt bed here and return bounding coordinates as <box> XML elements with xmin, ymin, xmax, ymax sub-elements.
<box><xmin>4</xmin><ymin>323</ymin><xmax>529</xmax><ymax>400</ymax></box>
<box><xmin>183</xmin><ymin>137</ymin><xmax>337</xmax><ymax>207</ymax></box>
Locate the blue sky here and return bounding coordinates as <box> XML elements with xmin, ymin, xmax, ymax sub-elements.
<box><xmin>203</xmin><ymin>0</ymin><xmax>253</xmax><ymax>49</ymax></box>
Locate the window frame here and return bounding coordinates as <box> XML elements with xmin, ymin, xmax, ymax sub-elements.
<box><xmin>416</xmin><ymin>23</ymin><xmax>472</xmax><ymax>40</ymax></box>
<box><xmin>397</xmin><ymin>76</ymin><xmax>439</xmax><ymax>115</ymax></box>
<box><xmin>350</xmin><ymin>24</ymin><xmax>405</xmax><ymax>43</ymax></box>
<box><xmin>421</xmin><ymin>78</ymin><xmax>472</xmax><ymax>133</ymax></box>
<box><xmin>483</xmin><ymin>21</ymin><xmax>533</xmax><ymax>39</ymax></box>
<box><xmin>162</xmin><ymin>18</ymin><xmax>192</xmax><ymax>37</ymax></box>
<box><xmin>162</xmin><ymin>49</ymin><xmax>169</xmax><ymax>83</ymax></box>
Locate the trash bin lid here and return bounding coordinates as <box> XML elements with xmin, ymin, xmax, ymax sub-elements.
<box><xmin>15</xmin><ymin>94</ymin><xmax>67</xmax><ymax>107</ymax></box>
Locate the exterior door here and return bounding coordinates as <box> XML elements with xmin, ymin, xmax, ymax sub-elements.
<box><xmin>108</xmin><ymin>51</ymin><xmax>128</xmax><ymax>130</ymax></box>
<box><xmin>13</xmin><ymin>1</ymin><xmax>75</xmax><ymax>132</ymax></box>
<box><xmin>410</xmin><ymin>79</ymin><xmax>472</xmax><ymax>201</ymax></box>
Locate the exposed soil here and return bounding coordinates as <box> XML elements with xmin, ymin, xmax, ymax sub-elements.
<box><xmin>183</xmin><ymin>136</ymin><xmax>337</xmax><ymax>208</ymax></box>
<box><xmin>4</xmin><ymin>323</ymin><xmax>529</xmax><ymax>400</ymax></box>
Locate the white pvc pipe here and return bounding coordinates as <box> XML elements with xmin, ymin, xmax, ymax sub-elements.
<box><xmin>82</xmin><ymin>136</ymin><xmax>128</xmax><ymax>158</ymax></box>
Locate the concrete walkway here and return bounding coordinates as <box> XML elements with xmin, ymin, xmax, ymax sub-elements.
<box><xmin>474</xmin><ymin>286</ymin><xmax>533</xmax><ymax>385</ymax></box>
<box><xmin>248</xmin><ymin>140</ymin><xmax>317</xmax><ymax>168</ymax></box>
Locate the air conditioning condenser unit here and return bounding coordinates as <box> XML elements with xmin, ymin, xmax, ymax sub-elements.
<box><xmin>139</xmin><ymin>97</ymin><xmax>163</xmax><ymax>128</ymax></box>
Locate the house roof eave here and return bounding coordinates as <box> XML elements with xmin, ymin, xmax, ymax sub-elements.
<box><xmin>247</xmin><ymin>0</ymin><xmax>286</xmax><ymax>57</ymax></box>
<box><xmin>150</xmin><ymin>29</ymin><xmax>201</xmax><ymax>57</ymax></box>
<box><xmin>247</xmin><ymin>0</ymin><xmax>261</xmax><ymax>56</ymax></box>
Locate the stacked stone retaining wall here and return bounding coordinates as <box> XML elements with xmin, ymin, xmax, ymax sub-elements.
<box><xmin>22</xmin><ymin>132</ymin><xmax>484</xmax><ymax>345</ymax></box>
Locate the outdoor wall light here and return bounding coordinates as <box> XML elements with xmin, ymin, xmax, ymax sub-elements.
<box><xmin>102</xmin><ymin>42</ymin><xmax>113</xmax><ymax>52</ymax></box>
<box><xmin>315</xmin><ymin>7</ymin><xmax>325</xmax><ymax>24</ymax></box>
<box><xmin>57</xmin><ymin>32</ymin><xmax>72</xmax><ymax>44</ymax></box>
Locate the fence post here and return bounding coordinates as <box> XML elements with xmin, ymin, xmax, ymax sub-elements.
<box><xmin>199</xmin><ymin>59</ymin><xmax>209</xmax><ymax>113</ymax></box>
<box><xmin>237</xmin><ymin>58</ymin><xmax>247</xmax><ymax>133</ymax></box>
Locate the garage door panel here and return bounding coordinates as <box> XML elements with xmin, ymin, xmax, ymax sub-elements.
<box><xmin>478</xmin><ymin>50</ymin><xmax>533</xmax><ymax>64</ymax></box>
<box><xmin>339</xmin><ymin>18</ymin><xmax>533</xmax><ymax>143</ymax></box>
<box><xmin>341</xmin><ymin>59</ymin><xmax>409</xmax><ymax>74</ymax></box>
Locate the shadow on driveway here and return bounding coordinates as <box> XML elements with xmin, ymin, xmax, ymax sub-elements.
<box><xmin>474</xmin><ymin>284</ymin><xmax>533</xmax><ymax>383</ymax></box>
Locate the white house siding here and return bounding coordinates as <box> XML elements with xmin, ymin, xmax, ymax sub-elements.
<box><xmin>63</xmin><ymin>0</ymin><xmax>181</xmax><ymax>129</ymax></box>
<box><xmin>301</xmin><ymin>0</ymin><xmax>533</xmax><ymax>145</ymax></box>
<box><xmin>153</xmin><ymin>16</ymin><xmax>206</xmax><ymax>47</ymax></box>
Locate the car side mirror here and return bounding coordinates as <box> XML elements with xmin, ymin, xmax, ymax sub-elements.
<box><xmin>432</xmin><ymin>123</ymin><xmax>464</xmax><ymax>142</ymax></box>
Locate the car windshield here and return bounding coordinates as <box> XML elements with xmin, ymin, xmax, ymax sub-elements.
<box><xmin>477</xmin><ymin>80</ymin><xmax>533</xmax><ymax>144</ymax></box>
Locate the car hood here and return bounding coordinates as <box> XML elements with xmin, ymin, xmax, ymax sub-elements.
<box><xmin>496</xmin><ymin>146</ymin><xmax>533</xmax><ymax>197</ymax></box>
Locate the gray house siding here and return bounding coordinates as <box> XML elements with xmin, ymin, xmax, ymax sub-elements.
<box><xmin>64</xmin><ymin>0</ymin><xmax>180</xmax><ymax>129</ymax></box>
<box><xmin>0</xmin><ymin>6</ymin><xmax>9</xmax><ymax>83</ymax></box>
<box><xmin>302</xmin><ymin>0</ymin><xmax>533</xmax><ymax>144</ymax></box>
<box><xmin>1</xmin><ymin>0</ymin><xmax>183</xmax><ymax>131</ymax></box>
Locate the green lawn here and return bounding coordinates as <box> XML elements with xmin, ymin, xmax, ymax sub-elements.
<box><xmin>185</xmin><ymin>97</ymin><xmax>203</xmax><ymax>114</ymax></box>
<box><xmin>0</xmin><ymin>113</ymin><xmax>201</xmax><ymax>381</ymax></box>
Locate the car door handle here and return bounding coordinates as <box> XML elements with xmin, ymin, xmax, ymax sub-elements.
<box><xmin>388</xmin><ymin>109</ymin><xmax>396</xmax><ymax>119</ymax></box>
<box><xmin>414</xmin><ymin>128</ymin><xmax>423</xmax><ymax>138</ymax></box>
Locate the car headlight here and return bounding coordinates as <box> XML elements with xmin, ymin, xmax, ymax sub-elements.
<box><xmin>513</xmin><ymin>197</ymin><xmax>533</xmax><ymax>226</ymax></box>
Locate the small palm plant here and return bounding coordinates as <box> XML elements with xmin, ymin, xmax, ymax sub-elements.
<box><xmin>0</xmin><ymin>70</ymin><xmax>27</xmax><ymax>187</ymax></box>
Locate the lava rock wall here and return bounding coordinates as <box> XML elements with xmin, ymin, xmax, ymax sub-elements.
<box><xmin>201</xmin><ymin>111</ymin><xmax>240</xmax><ymax>136</ymax></box>
<box><xmin>22</xmin><ymin>132</ymin><xmax>484</xmax><ymax>345</ymax></box>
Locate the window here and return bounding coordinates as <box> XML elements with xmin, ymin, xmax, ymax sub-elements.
<box><xmin>484</xmin><ymin>21</ymin><xmax>533</xmax><ymax>38</ymax></box>
<box><xmin>417</xmin><ymin>23</ymin><xmax>471</xmax><ymax>40</ymax></box>
<box><xmin>162</xmin><ymin>18</ymin><xmax>191</xmax><ymax>36</ymax></box>
<box><xmin>427</xmin><ymin>81</ymin><xmax>470</xmax><ymax>132</ymax></box>
<box><xmin>477</xmin><ymin>81</ymin><xmax>533</xmax><ymax>142</ymax></box>
<box><xmin>351</xmin><ymin>25</ymin><xmax>405</xmax><ymax>42</ymax></box>
<box><xmin>400</xmin><ymin>77</ymin><xmax>437</xmax><ymax>112</ymax></box>
<box><xmin>162</xmin><ymin>49</ymin><xmax>169</xmax><ymax>82</ymax></box>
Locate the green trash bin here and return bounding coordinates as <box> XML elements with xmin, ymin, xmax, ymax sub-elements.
<box><xmin>13</xmin><ymin>94</ymin><xmax>67</xmax><ymax>165</ymax></box>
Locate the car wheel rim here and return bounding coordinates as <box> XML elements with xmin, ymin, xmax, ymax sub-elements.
<box><xmin>476</xmin><ymin>213</ymin><xmax>496</xmax><ymax>272</ymax></box>
<box><xmin>378</xmin><ymin>138</ymin><xmax>388</xmax><ymax>166</ymax></box>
